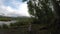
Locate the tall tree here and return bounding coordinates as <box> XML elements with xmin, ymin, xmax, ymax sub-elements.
<box><xmin>27</xmin><ymin>0</ymin><xmax>55</xmax><ymax>34</ymax></box>
<box><xmin>51</xmin><ymin>0</ymin><xmax>60</xmax><ymax>34</ymax></box>
<box><xmin>27</xmin><ymin>0</ymin><xmax>54</xmax><ymax>24</ymax></box>
<box><xmin>22</xmin><ymin>0</ymin><xmax>60</xmax><ymax>34</ymax></box>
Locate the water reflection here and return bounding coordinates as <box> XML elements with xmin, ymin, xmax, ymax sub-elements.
<box><xmin>0</xmin><ymin>20</ymin><xmax>17</xmax><ymax>25</ymax></box>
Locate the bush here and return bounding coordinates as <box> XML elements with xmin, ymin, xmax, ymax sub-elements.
<box><xmin>2</xmin><ymin>24</ymin><xmax>8</xmax><ymax>29</ymax></box>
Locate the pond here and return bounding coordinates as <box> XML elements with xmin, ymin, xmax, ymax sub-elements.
<box><xmin>0</xmin><ymin>20</ymin><xmax>17</xmax><ymax>26</ymax></box>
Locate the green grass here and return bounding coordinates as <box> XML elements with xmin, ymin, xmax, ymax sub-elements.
<box><xmin>0</xmin><ymin>17</ymin><xmax>15</xmax><ymax>21</ymax></box>
<box><xmin>0</xmin><ymin>17</ymin><xmax>53</xmax><ymax>34</ymax></box>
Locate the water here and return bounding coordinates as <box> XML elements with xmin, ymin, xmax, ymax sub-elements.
<box><xmin>0</xmin><ymin>20</ymin><xmax>17</xmax><ymax>26</ymax></box>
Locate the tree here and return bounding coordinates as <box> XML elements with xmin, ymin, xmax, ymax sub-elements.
<box><xmin>51</xmin><ymin>0</ymin><xmax>60</xmax><ymax>34</ymax></box>
<box><xmin>22</xmin><ymin>0</ymin><xmax>60</xmax><ymax>34</ymax></box>
<box><xmin>22</xmin><ymin>0</ymin><xmax>27</xmax><ymax>2</ymax></box>
<box><xmin>27</xmin><ymin>0</ymin><xmax>54</xmax><ymax>24</ymax></box>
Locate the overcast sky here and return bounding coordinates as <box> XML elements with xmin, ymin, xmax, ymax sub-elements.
<box><xmin>0</xmin><ymin>0</ymin><xmax>30</xmax><ymax>17</ymax></box>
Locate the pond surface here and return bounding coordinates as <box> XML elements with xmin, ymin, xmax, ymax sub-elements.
<box><xmin>0</xmin><ymin>20</ymin><xmax>17</xmax><ymax>25</ymax></box>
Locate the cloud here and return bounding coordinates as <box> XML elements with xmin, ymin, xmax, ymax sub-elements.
<box><xmin>16</xmin><ymin>2</ymin><xmax>30</xmax><ymax>16</ymax></box>
<box><xmin>0</xmin><ymin>0</ymin><xmax>30</xmax><ymax>17</ymax></box>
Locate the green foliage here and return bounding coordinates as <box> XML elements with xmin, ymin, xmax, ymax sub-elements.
<box><xmin>27</xmin><ymin>1</ymin><xmax>35</xmax><ymax>16</ymax></box>
<box><xmin>1</xmin><ymin>0</ymin><xmax>60</xmax><ymax>34</ymax></box>
<box><xmin>0</xmin><ymin>17</ymin><xmax>16</xmax><ymax>21</ymax></box>
<box><xmin>28</xmin><ymin>0</ymin><xmax>54</xmax><ymax>24</ymax></box>
<box><xmin>9</xmin><ymin>17</ymin><xmax>32</xmax><ymax>28</ymax></box>
<box><xmin>10</xmin><ymin>23</ymin><xmax>15</xmax><ymax>26</ymax></box>
<box><xmin>26</xmin><ymin>0</ymin><xmax>58</xmax><ymax>34</ymax></box>
<box><xmin>22</xmin><ymin>0</ymin><xmax>27</xmax><ymax>2</ymax></box>
<box><xmin>2</xmin><ymin>24</ymin><xmax>8</xmax><ymax>29</ymax></box>
<box><xmin>0</xmin><ymin>26</ymin><xmax>1</xmax><ymax>29</ymax></box>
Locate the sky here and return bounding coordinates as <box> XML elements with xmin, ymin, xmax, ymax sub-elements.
<box><xmin>0</xmin><ymin>0</ymin><xmax>30</xmax><ymax>17</ymax></box>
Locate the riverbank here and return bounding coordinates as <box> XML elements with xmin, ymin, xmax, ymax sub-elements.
<box><xmin>0</xmin><ymin>16</ymin><xmax>33</xmax><ymax>34</ymax></box>
<box><xmin>0</xmin><ymin>17</ymin><xmax>15</xmax><ymax>21</ymax></box>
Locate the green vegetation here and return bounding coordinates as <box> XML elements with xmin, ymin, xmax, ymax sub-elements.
<box><xmin>0</xmin><ymin>17</ymin><xmax>32</xmax><ymax>34</ymax></box>
<box><xmin>0</xmin><ymin>0</ymin><xmax>60</xmax><ymax>34</ymax></box>
<box><xmin>23</xmin><ymin>0</ymin><xmax>60</xmax><ymax>34</ymax></box>
<box><xmin>0</xmin><ymin>18</ymin><xmax>12</xmax><ymax>21</ymax></box>
<box><xmin>0</xmin><ymin>16</ymin><xmax>15</xmax><ymax>21</ymax></box>
<box><xmin>2</xmin><ymin>24</ymin><xmax>8</xmax><ymax>29</ymax></box>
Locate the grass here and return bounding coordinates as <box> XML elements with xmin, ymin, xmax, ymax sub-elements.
<box><xmin>0</xmin><ymin>17</ymin><xmax>32</xmax><ymax>34</ymax></box>
<box><xmin>0</xmin><ymin>17</ymin><xmax>54</xmax><ymax>34</ymax></box>
<box><xmin>0</xmin><ymin>17</ymin><xmax>14</xmax><ymax>21</ymax></box>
